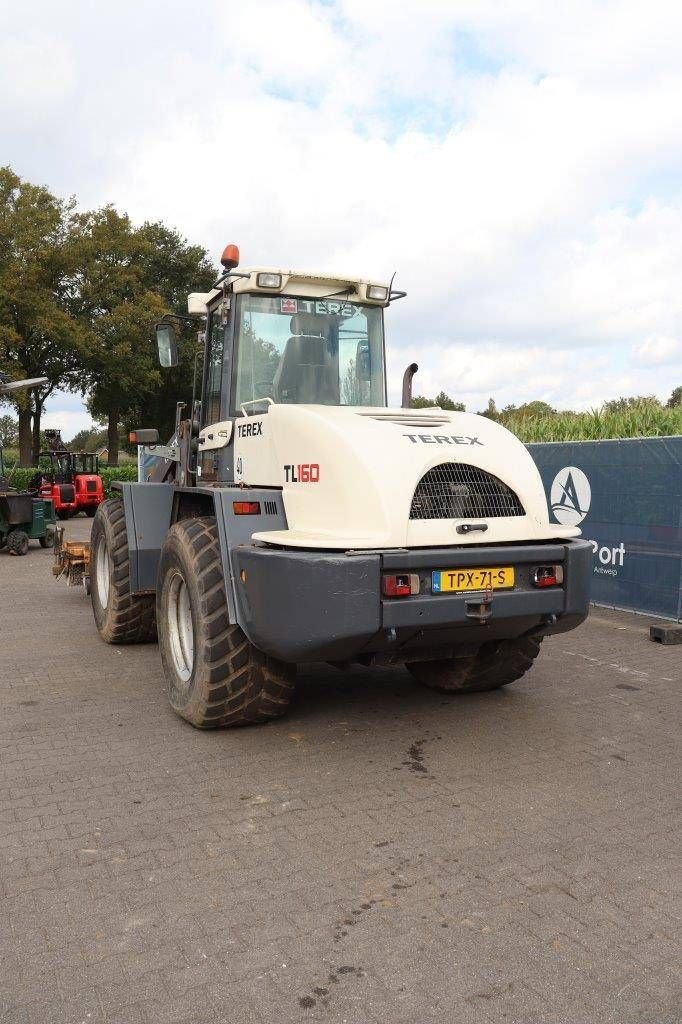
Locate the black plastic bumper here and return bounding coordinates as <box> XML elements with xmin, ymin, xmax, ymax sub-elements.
<box><xmin>232</xmin><ymin>539</ymin><xmax>593</xmax><ymax>664</ymax></box>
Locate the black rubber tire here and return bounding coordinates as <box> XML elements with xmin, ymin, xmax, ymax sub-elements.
<box><xmin>157</xmin><ymin>517</ymin><xmax>295</xmax><ymax>729</ymax></box>
<box><xmin>86</xmin><ymin>506</ymin><xmax>97</xmax><ymax>517</ymax></box>
<box><xmin>56</xmin><ymin>509</ymin><xmax>70</xmax><ymax>520</ymax></box>
<box><xmin>407</xmin><ymin>634</ymin><xmax>543</xmax><ymax>693</ymax></box>
<box><xmin>90</xmin><ymin>498</ymin><xmax>157</xmax><ymax>644</ymax></box>
<box><xmin>7</xmin><ymin>530</ymin><xmax>29</xmax><ymax>556</ymax></box>
<box><xmin>39</xmin><ymin>529</ymin><xmax>55</xmax><ymax>548</ymax></box>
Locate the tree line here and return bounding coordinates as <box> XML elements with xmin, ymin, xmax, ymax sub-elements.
<box><xmin>1</xmin><ymin>163</ymin><xmax>679</xmax><ymax>464</ymax></box>
<box><xmin>0</xmin><ymin>165</ymin><xmax>215</xmax><ymax>465</ymax></box>
<box><xmin>411</xmin><ymin>392</ymin><xmax>681</xmax><ymax>416</ymax></box>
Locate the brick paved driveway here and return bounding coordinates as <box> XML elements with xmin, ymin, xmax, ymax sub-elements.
<box><xmin>0</xmin><ymin>517</ymin><xmax>680</xmax><ymax>1024</ymax></box>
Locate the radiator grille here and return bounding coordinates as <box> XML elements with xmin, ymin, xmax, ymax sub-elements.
<box><xmin>410</xmin><ymin>463</ymin><xmax>525</xmax><ymax>520</ymax></box>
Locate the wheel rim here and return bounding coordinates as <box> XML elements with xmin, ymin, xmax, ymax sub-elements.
<box><xmin>167</xmin><ymin>571</ymin><xmax>194</xmax><ymax>682</ymax></box>
<box><xmin>96</xmin><ymin>535</ymin><xmax>111</xmax><ymax>608</ymax></box>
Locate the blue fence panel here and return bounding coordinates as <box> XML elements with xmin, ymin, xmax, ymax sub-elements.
<box><xmin>528</xmin><ymin>437</ymin><xmax>682</xmax><ymax>621</ymax></box>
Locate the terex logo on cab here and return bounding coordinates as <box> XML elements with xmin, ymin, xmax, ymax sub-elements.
<box><xmin>284</xmin><ymin>463</ymin><xmax>319</xmax><ymax>483</ymax></box>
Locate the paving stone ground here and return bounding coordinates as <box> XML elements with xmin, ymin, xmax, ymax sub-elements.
<box><xmin>0</xmin><ymin>516</ymin><xmax>680</xmax><ymax>1024</ymax></box>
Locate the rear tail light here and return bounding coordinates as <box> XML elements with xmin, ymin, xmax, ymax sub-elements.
<box><xmin>532</xmin><ymin>565</ymin><xmax>564</xmax><ymax>587</ymax></box>
<box><xmin>233</xmin><ymin>501</ymin><xmax>261</xmax><ymax>515</ymax></box>
<box><xmin>382</xmin><ymin>573</ymin><xmax>420</xmax><ymax>597</ymax></box>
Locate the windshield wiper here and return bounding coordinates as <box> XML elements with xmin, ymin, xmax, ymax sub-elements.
<box><xmin>316</xmin><ymin>285</ymin><xmax>356</xmax><ymax>301</ymax></box>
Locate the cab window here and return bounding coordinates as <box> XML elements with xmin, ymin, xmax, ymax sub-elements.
<box><xmin>233</xmin><ymin>294</ymin><xmax>386</xmax><ymax>410</ymax></box>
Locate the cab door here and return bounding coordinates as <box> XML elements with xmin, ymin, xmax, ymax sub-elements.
<box><xmin>198</xmin><ymin>300</ymin><xmax>234</xmax><ymax>483</ymax></box>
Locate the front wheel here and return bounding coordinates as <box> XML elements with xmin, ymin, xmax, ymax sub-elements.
<box><xmin>90</xmin><ymin>499</ymin><xmax>157</xmax><ymax>644</ymax></box>
<box><xmin>407</xmin><ymin>635</ymin><xmax>543</xmax><ymax>693</ymax></box>
<box><xmin>7</xmin><ymin>530</ymin><xmax>29</xmax><ymax>556</ymax></box>
<box><xmin>39</xmin><ymin>529</ymin><xmax>55</xmax><ymax>549</ymax></box>
<box><xmin>157</xmin><ymin>517</ymin><xmax>294</xmax><ymax>728</ymax></box>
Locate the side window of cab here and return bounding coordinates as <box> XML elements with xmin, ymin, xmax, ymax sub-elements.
<box><xmin>199</xmin><ymin>309</ymin><xmax>229</xmax><ymax>481</ymax></box>
<box><xmin>204</xmin><ymin>316</ymin><xmax>226</xmax><ymax>427</ymax></box>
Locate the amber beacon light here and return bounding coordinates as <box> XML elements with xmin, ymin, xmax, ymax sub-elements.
<box><xmin>221</xmin><ymin>244</ymin><xmax>240</xmax><ymax>270</ymax></box>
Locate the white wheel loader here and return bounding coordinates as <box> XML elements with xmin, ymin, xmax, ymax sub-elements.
<box><xmin>89</xmin><ymin>245</ymin><xmax>591</xmax><ymax>728</ymax></box>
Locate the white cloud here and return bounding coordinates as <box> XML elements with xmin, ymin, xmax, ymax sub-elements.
<box><xmin>631</xmin><ymin>335</ymin><xmax>682</xmax><ymax>367</ymax></box>
<box><xmin>2</xmin><ymin>0</ymin><xmax>681</xmax><ymax>414</ymax></box>
<box><xmin>0</xmin><ymin>34</ymin><xmax>75</xmax><ymax>119</ymax></box>
<box><xmin>40</xmin><ymin>409</ymin><xmax>93</xmax><ymax>441</ymax></box>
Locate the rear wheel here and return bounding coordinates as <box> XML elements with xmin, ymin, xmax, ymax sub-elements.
<box><xmin>7</xmin><ymin>530</ymin><xmax>29</xmax><ymax>556</ymax></box>
<box><xmin>86</xmin><ymin>506</ymin><xmax>97</xmax><ymax>517</ymax></box>
<box><xmin>90</xmin><ymin>498</ymin><xmax>157</xmax><ymax>644</ymax></box>
<box><xmin>407</xmin><ymin>634</ymin><xmax>543</xmax><ymax>693</ymax></box>
<box><xmin>157</xmin><ymin>517</ymin><xmax>294</xmax><ymax>729</ymax></box>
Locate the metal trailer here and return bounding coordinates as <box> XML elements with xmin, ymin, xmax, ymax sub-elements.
<box><xmin>0</xmin><ymin>489</ymin><xmax>56</xmax><ymax>555</ymax></box>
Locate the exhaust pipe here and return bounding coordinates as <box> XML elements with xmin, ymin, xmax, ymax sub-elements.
<box><xmin>401</xmin><ymin>362</ymin><xmax>418</xmax><ymax>408</ymax></box>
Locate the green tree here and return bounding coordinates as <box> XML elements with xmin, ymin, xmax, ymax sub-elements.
<box><xmin>411</xmin><ymin>391</ymin><xmax>465</xmax><ymax>410</ymax></box>
<box><xmin>433</xmin><ymin>391</ymin><xmax>465</xmax><ymax>412</ymax></box>
<box><xmin>0</xmin><ymin>166</ymin><xmax>83</xmax><ymax>464</ymax></box>
<box><xmin>68</xmin><ymin>425</ymin><xmax>108</xmax><ymax>452</ymax></box>
<box><xmin>479</xmin><ymin>397</ymin><xmax>500</xmax><ymax>420</ymax></box>
<box><xmin>72</xmin><ymin>208</ymin><xmax>215</xmax><ymax>464</ymax></box>
<box><xmin>602</xmin><ymin>395</ymin><xmax>661</xmax><ymax>414</ymax></box>
<box><xmin>504</xmin><ymin>400</ymin><xmax>557</xmax><ymax>419</ymax></box>
<box><xmin>120</xmin><ymin>221</ymin><xmax>215</xmax><ymax>450</ymax></box>
<box><xmin>666</xmin><ymin>386</ymin><xmax>681</xmax><ymax>408</ymax></box>
<box><xmin>0</xmin><ymin>412</ymin><xmax>18</xmax><ymax>447</ymax></box>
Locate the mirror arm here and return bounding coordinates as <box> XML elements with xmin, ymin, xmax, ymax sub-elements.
<box><xmin>212</xmin><ymin>270</ymin><xmax>251</xmax><ymax>289</ymax></box>
<box><xmin>157</xmin><ymin>313</ymin><xmax>198</xmax><ymax>327</ymax></box>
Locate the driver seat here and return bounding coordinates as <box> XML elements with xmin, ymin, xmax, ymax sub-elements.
<box><xmin>273</xmin><ymin>314</ymin><xmax>339</xmax><ymax>404</ymax></box>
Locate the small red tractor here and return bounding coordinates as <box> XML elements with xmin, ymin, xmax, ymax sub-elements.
<box><xmin>35</xmin><ymin>430</ymin><xmax>104</xmax><ymax>519</ymax></box>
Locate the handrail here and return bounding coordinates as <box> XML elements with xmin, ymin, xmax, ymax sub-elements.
<box><xmin>239</xmin><ymin>397</ymin><xmax>274</xmax><ymax>417</ymax></box>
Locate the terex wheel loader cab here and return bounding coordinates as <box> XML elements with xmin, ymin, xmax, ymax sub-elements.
<box><xmin>90</xmin><ymin>244</ymin><xmax>592</xmax><ymax>729</ymax></box>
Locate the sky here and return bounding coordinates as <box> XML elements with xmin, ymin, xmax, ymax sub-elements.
<box><xmin>2</xmin><ymin>0</ymin><xmax>682</xmax><ymax>437</ymax></box>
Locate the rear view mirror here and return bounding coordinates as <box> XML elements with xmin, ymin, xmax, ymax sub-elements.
<box><xmin>355</xmin><ymin>341</ymin><xmax>371</xmax><ymax>381</ymax></box>
<box><xmin>156</xmin><ymin>323</ymin><xmax>178</xmax><ymax>368</ymax></box>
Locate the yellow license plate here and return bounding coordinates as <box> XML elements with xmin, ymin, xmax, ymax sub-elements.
<box><xmin>432</xmin><ymin>567</ymin><xmax>515</xmax><ymax>593</ymax></box>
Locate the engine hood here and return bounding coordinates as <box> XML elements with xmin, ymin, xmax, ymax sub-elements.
<box><xmin>232</xmin><ymin>404</ymin><xmax>579</xmax><ymax>549</ymax></box>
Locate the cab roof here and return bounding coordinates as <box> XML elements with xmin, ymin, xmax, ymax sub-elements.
<box><xmin>188</xmin><ymin>267</ymin><xmax>391</xmax><ymax>315</ymax></box>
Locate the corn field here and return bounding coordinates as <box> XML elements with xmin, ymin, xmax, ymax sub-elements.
<box><xmin>502</xmin><ymin>403</ymin><xmax>682</xmax><ymax>443</ymax></box>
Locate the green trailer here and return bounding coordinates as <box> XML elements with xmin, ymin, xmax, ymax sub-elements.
<box><xmin>0</xmin><ymin>371</ymin><xmax>56</xmax><ymax>554</ymax></box>
<box><xmin>0</xmin><ymin>448</ymin><xmax>56</xmax><ymax>555</ymax></box>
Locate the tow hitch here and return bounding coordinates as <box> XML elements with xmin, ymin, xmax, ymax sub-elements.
<box><xmin>465</xmin><ymin>589</ymin><xmax>493</xmax><ymax>623</ymax></box>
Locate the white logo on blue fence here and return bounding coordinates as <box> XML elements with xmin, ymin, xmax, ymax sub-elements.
<box><xmin>550</xmin><ymin>466</ymin><xmax>591</xmax><ymax>526</ymax></box>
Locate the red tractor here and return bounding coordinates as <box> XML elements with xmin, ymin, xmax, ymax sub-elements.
<box><xmin>36</xmin><ymin>432</ymin><xmax>104</xmax><ymax>518</ymax></box>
